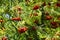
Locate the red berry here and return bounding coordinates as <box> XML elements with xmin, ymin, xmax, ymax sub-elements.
<box><xmin>18</xmin><ymin>27</ymin><xmax>28</xmax><ymax>33</ymax></box>
<box><xmin>2</xmin><ymin>37</ymin><xmax>7</xmax><ymax>40</ymax></box>
<box><xmin>33</xmin><ymin>5</ymin><xmax>40</xmax><ymax>10</ymax></box>
<box><xmin>45</xmin><ymin>16</ymin><xmax>52</xmax><ymax>20</ymax></box>
<box><xmin>11</xmin><ymin>17</ymin><xmax>21</xmax><ymax>21</ymax></box>
<box><xmin>51</xmin><ymin>22</ymin><xmax>57</xmax><ymax>26</ymax></box>
<box><xmin>56</xmin><ymin>2</ymin><xmax>60</xmax><ymax>7</ymax></box>
<box><xmin>51</xmin><ymin>21</ymin><xmax>58</xmax><ymax>28</ymax></box>
<box><xmin>0</xmin><ymin>20</ymin><xmax>3</xmax><ymax>22</ymax></box>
